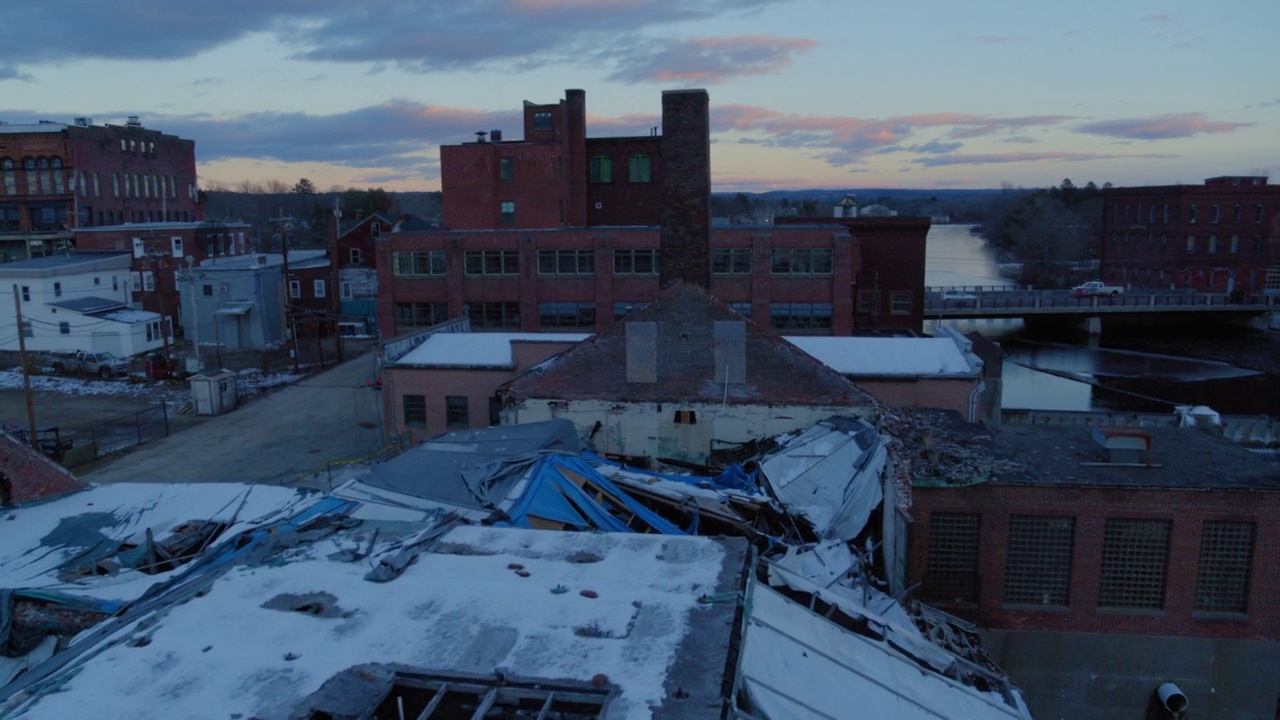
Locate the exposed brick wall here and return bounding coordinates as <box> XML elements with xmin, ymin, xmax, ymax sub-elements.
<box><xmin>0</xmin><ymin>431</ymin><xmax>84</xmax><ymax>506</ymax></box>
<box><xmin>908</xmin><ymin>483</ymin><xmax>1280</xmax><ymax>641</ymax></box>
<box><xmin>659</xmin><ymin>90</ymin><xmax>711</xmax><ymax>289</ymax></box>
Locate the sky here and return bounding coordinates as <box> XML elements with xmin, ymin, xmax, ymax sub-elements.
<box><xmin>2</xmin><ymin>0</ymin><xmax>1276</xmax><ymax>193</ymax></box>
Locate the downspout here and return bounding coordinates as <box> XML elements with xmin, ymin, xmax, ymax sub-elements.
<box><xmin>967</xmin><ymin>380</ymin><xmax>986</xmax><ymax>424</ymax></box>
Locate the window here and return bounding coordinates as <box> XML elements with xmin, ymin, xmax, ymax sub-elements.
<box><xmin>393</xmin><ymin>250</ymin><xmax>446</xmax><ymax>276</ymax></box>
<box><xmin>1256</xmin><ymin>204</ymin><xmax>1265</xmax><ymax>223</ymax></box>
<box><xmin>289</xmin><ymin>280</ymin><xmax>301</xmax><ymax>299</ymax></box>
<box><xmin>350</xmin><ymin>248</ymin><xmax>363</xmax><ymax>265</ymax></box>
<box><xmin>857</xmin><ymin>291</ymin><xmax>879</xmax><ymax>316</ymax></box>
<box><xmin>1195</xmin><ymin>521</ymin><xmax>1254</xmax><ymax>614</ymax></box>
<box><xmin>612</xmin><ymin>249</ymin><xmax>658</xmax><ymax>275</ymax></box>
<box><xmin>403</xmin><ymin>395</ymin><xmax>426</xmax><ymax>426</ymax></box>
<box><xmin>1188</xmin><ymin>204</ymin><xmax>1197</xmax><ymax>224</ymax></box>
<box><xmin>924</xmin><ymin>513</ymin><xmax>980</xmax><ymax>603</ymax></box>
<box><xmin>1232</xmin><ymin>204</ymin><xmax>1242</xmax><ymax>224</ymax></box>
<box><xmin>889</xmin><ymin>292</ymin><xmax>912</xmax><ymax>315</ymax></box>
<box><xmin>1210</xmin><ymin>204</ymin><xmax>1220</xmax><ymax>223</ymax></box>
<box><xmin>395</xmin><ymin>302</ymin><xmax>448</xmax><ymax>328</ymax></box>
<box><xmin>53</xmin><ymin>282</ymin><xmax>61</xmax><ymax>297</ymax></box>
<box><xmin>1230</xmin><ymin>235</ymin><xmax>1239</xmax><ymax>255</ymax></box>
<box><xmin>445</xmin><ymin>396</ymin><xmax>469</xmax><ymax>428</ymax></box>
<box><xmin>500</xmin><ymin>201</ymin><xmax>515</xmax><ymax>225</ymax></box>
<box><xmin>1098</xmin><ymin>518</ymin><xmax>1171</xmax><ymax>610</ymax></box>
<box><xmin>711</xmin><ymin>248</ymin><xmax>752</xmax><ymax>275</ymax></box>
<box><xmin>1004</xmin><ymin>516</ymin><xmax>1074</xmax><ymax>606</ymax></box>
<box><xmin>1253</xmin><ymin>235</ymin><xmax>1263</xmax><ymax>254</ymax></box>
<box><xmin>1162</xmin><ymin>204</ymin><xmax>1169</xmax><ymax>223</ymax></box>
<box><xmin>340</xmin><ymin>281</ymin><xmax>353</xmax><ymax>300</ymax></box>
<box><xmin>203</xmin><ymin>284</ymin><xmax>213</xmax><ymax>296</ymax></box>
<box><xmin>59</xmin><ymin>321</ymin><xmax>70</xmax><ymax>335</ymax></box>
<box><xmin>1149</xmin><ymin>205</ymin><xmax>1155</xmax><ymax>224</ymax></box>
<box><xmin>1208</xmin><ymin>235</ymin><xmax>1217</xmax><ymax>255</ymax></box>
<box><xmin>589</xmin><ymin>155</ymin><xmax>613</xmax><ymax>183</ymax></box>
<box><xmin>142</xmin><ymin>271</ymin><xmax>155</xmax><ymax>292</ymax></box>
<box><xmin>19</xmin><ymin>285</ymin><xmax>29</xmax><ymax>302</ymax></box>
<box><xmin>727</xmin><ymin>302</ymin><xmax>752</xmax><ymax>317</ymax></box>
<box><xmin>1186</xmin><ymin>236</ymin><xmax>1195</xmax><ymax>254</ymax></box>
<box><xmin>533</xmin><ymin>111</ymin><xmax>553</xmax><ymax>129</ymax></box>
<box><xmin>499</xmin><ymin>158</ymin><xmax>514</xmax><ymax>182</ymax></box>
<box><xmin>770</xmin><ymin>248</ymin><xmax>833</xmax><ymax>275</ymax></box>
<box><xmin>673</xmin><ymin>410</ymin><xmax>696</xmax><ymax>425</ymax></box>
<box><xmin>464</xmin><ymin>250</ymin><xmax>519</xmax><ymax>276</ymax></box>
<box><xmin>468</xmin><ymin>302</ymin><xmax>520</xmax><ymax>329</ymax></box>
<box><xmin>370</xmin><ymin>222</ymin><xmax>380</xmax><ymax>238</ymax></box>
<box><xmin>171</xmin><ymin>237</ymin><xmax>183</xmax><ymax>258</ymax></box>
<box><xmin>769</xmin><ymin>303</ymin><xmax>832</xmax><ymax>331</ymax></box>
<box><xmin>539</xmin><ymin>302</ymin><xmax>595</xmax><ymax>328</ymax></box>
<box><xmin>628</xmin><ymin>154</ymin><xmax>651</xmax><ymax>183</ymax></box>
<box><xmin>313</xmin><ymin>280</ymin><xmax>326</xmax><ymax>298</ymax></box>
<box><xmin>538</xmin><ymin>249</ymin><xmax>594</xmax><ymax>275</ymax></box>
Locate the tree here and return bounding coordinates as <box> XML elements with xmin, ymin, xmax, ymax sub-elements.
<box><xmin>292</xmin><ymin>178</ymin><xmax>317</xmax><ymax>195</ymax></box>
<box><xmin>264</xmin><ymin>179</ymin><xmax>290</xmax><ymax>194</ymax></box>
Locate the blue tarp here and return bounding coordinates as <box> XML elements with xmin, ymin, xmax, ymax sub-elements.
<box><xmin>500</xmin><ymin>455</ymin><xmax>686</xmax><ymax>535</ymax></box>
<box><xmin>583</xmin><ymin>451</ymin><xmax>763</xmax><ymax>494</ymax></box>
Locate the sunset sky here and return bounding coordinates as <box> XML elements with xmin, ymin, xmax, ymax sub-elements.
<box><xmin>3</xmin><ymin>0</ymin><xmax>1275</xmax><ymax>193</ymax></box>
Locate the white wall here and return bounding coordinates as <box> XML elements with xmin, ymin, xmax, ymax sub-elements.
<box><xmin>503</xmin><ymin>398</ymin><xmax>875</xmax><ymax>463</ymax></box>
<box><xmin>0</xmin><ymin>259</ymin><xmax>148</xmax><ymax>354</ymax></box>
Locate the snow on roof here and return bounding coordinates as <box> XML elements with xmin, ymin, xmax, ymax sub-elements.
<box><xmin>0</xmin><ymin>483</ymin><xmax>320</xmax><ymax>605</ymax></box>
<box><xmin>93</xmin><ymin>308</ymin><xmax>161</xmax><ymax>324</ymax></box>
<box><xmin>7</xmin><ymin>525</ymin><xmax>745</xmax><ymax>720</ymax></box>
<box><xmin>196</xmin><ymin>250</ymin><xmax>326</xmax><ymax>270</ymax></box>
<box><xmin>785</xmin><ymin>335</ymin><xmax>978</xmax><ymax>377</ymax></box>
<box><xmin>393</xmin><ymin>332</ymin><xmax>589</xmax><ymax>367</ymax></box>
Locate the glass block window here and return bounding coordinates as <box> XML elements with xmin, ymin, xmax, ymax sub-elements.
<box><xmin>402</xmin><ymin>395</ymin><xmax>426</xmax><ymax>426</ymax></box>
<box><xmin>538</xmin><ymin>249</ymin><xmax>594</xmax><ymax>275</ymax></box>
<box><xmin>539</xmin><ymin>302</ymin><xmax>595</xmax><ymax>328</ymax></box>
<box><xmin>924</xmin><ymin>513</ymin><xmax>980</xmax><ymax>603</ymax></box>
<box><xmin>393</xmin><ymin>250</ymin><xmax>446</xmax><ymax>276</ymax></box>
<box><xmin>711</xmin><ymin>248</ymin><xmax>752</xmax><ymax>275</ymax></box>
<box><xmin>770</xmin><ymin>247</ymin><xmax>833</xmax><ymax>275</ymax></box>
<box><xmin>1004</xmin><ymin>516</ymin><xmax>1074</xmax><ymax>606</ymax></box>
<box><xmin>1099</xmin><ymin>518</ymin><xmax>1171</xmax><ymax>610</ymax></box>
<box><xmin>612</xmin><ymin>249</ymin><xmax>657</xmax><ymax>275</ymax></box>
<box><xmin>1195</xmin><ymin>521</ymin><xmax>1254</xmax><ymax>614</ymax></box>
<box><xmin>464</xmin><ymin>250</ymin><xmax>518</xmax><ymax>276</ymax></box>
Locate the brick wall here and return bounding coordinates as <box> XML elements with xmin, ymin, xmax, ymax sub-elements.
<box><xmin>0</xmin><ymin>431</ymin><xmax>84</xmax><ymax>506</ymax></box>
<box><xmin>659</xmin><ymin>90</ymin><xmax>711</xmax><ymax>289</ymax></box>
<box><xmin>909</xmin><ymin>482</ymin><xmax>1280</xmax><ymax>640</ymax></box>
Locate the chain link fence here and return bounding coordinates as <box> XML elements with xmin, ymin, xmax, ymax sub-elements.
<box><xmin>59</xmin><ymin>404</ymin><xmax>171</xmax><ymax>467</ymax></box>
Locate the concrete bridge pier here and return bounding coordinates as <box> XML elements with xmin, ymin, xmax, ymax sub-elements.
<box><xmin>1080</xmin><ymin>316</ymin><xmax>1102</xmax><ymax>336</ymax></box>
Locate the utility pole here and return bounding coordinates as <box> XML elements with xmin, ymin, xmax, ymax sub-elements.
<box><xmin>12</xmin><ymin>286</ymin><xmax>39</xmax><ymax>449</ymax></box>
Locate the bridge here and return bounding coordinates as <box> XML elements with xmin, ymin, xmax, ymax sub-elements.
<box><xmin>923</xmin><ymin>287</ymin><xmax>1280</xmax><ymax>331</ymax></box>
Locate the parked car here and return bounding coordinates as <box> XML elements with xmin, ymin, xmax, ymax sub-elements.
<box><xmin>46</xmin><ymin>350</ymin><xmax>132</xmax><ymax>378</ymax></box>
<box><xmin>1071</xmin><ymin>281</ymin><xmax>1124</xmax><ymax>297</ymax></box>
<box><xmin>938</xmin><ymin>290</ymin><xmax>978</xmax><ymax>307</ymax></box>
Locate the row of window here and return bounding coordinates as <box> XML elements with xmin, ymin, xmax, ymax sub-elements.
<box><xmin>1110</xmin><ymin>233</ymin><xmax>1267</xmax><ymax>256</ymax></box>
<box><xmin>589</xmin><ymin>154</ymin><xmax>652</xmax><ymax>184</ymax></box>
<box><xmin>0</xmin><ymin>161</ymin><xmax>188</xmax><ymax>204</ymax></box>
<box><xmin>394</xmin><ymin>296</ymin><xmax>913</xmax><ymax>332</ymax></box>
<box><xmin>926</xmin><ymin>514</ymin><xmax>1255</xmax><ymax>615</ymax></box>
<box><xmin>1112</xmin><ymin>202</ymin><xmax>1268</xmax><ymax>225</ymax></box>
<box><xmin>403</xmin><ymin>394</ymin><xmax>470</xmax><ymax>427</ymax></box>
<box><xmin>393</xmin><ymin>248</ymin><xmax>842</xmax><ymax>278</ymax></box>
<box><xmin>120</xmin><ymin>138</ymin><xmax>157</xmax><ymax>156</ymax></box>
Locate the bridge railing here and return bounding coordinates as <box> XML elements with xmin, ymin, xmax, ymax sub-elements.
<box><xmin>924</xmin><ymin>289</ymin><xmax>1279</xmax><ymax>312</ymax></box>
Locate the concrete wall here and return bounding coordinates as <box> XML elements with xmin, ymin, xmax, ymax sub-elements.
<box><xmin>984</xmin><ymin>629</ymin><xmax>1280</xmax><ymax>720</ymax></box>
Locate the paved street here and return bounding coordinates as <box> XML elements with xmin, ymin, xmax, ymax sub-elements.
<box><xmin>81</xmin><ymin>350</ymin><xmax>386</xmax><ymax>488</ymax></box>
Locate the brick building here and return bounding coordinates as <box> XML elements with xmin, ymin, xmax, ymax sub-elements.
<box><xmin>377</xmin><ymin>89</ymin><xmax>929</xmax><ymax>339</ymax></box>
<box><xmin>908</xmin><ymin>421</ymin><xmax>1280</xmax><ymax>719</ymax></box>
<box><xmin>0</xmin><ymin>118</ymin><xmax>202</xmax><ymax>264</ymax></box>
<box><xmin>0</xmin><ymin>429</ymin><xmax>84</xmax><ymax>506</ymax></box>
<box><xmin>1100</xmin><ymin>175</ymin><xmax>1280</xmax><ymax>294</ymax></box>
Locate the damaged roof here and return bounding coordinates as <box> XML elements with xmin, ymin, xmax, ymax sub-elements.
<box><xmin>502</xmin><ymin>282</ymin><xmax>880</xmax><ymax>407</ymax></box>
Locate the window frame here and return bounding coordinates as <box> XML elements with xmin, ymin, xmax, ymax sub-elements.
<box><xmin>392</xmin><ymin>250</ymin><xmax>446</xmax><ymax>277</ymax></box>
<box><xmin>445</xmin><ymin>395</ymin><xmax>469</xmax><ymax>428</ymax></box>
<box><xmin>537</xmin><ymin>249</ymin><xmax>595</xmax><ymax>276</ymax></box>
<box><xmin>464</xmin><ymin>250</ymin><xmax>519</xmax><ymax>276</ymax></box>
<box><xmin>589</xmin><ymin>155</ymin><xmax>613</xmax><ymax>184</ymax></box>
<box><xmin>612</xmin><ymin>248</ymin><xmax>658</xmax><ymax>275</ymax></box>
<box><xmin>402</xmin><ymin>394</ymin><xmax>426</xmax><ymax>427</ymax></box>
<box><xmin>711</xmin><ymin>248</ymin><xmax>752</xmax><ymax>275</ymax></box>
<box><xmin>1098</xmin><ymin>518</ymin><xmax>1172</xmax><ymax>611</ymax></box>
<box><xmin>628</xmin><ymin>154</ymin><xmax>651</xmax><ymax>183</ymax></box>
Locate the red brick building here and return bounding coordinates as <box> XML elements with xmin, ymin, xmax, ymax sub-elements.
<box><xmin>0</xmin><ymin>118</ymin><xmax>202</xmax><ymax>264</ymax></box>
<box><xmin>907</xmin><ymin>421</ymin><xmax>1280</xmax><ymax>719</ymax></box>
<box><xmin>379</xmin><ymin>89</ymin><xmax>929</xmax><ymax>338</ymax></box>
<box><xmin>74</xmin><ymin>220</ymin><xmax>252</xmax><ymax>338</ymax></box>
<box><xmin>1100</xmin><ymin>175</ymin><xmax>1280</xmax><ymax>293</ymax></box>
<box><xmin>0</xmin><ymin>430</ymin><xmax>84</xmax><ymax>506</ymax></box>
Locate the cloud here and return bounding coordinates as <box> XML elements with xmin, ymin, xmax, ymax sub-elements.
<box><xmin>914</xmin><ymin>151</ymin><xmax>1178</xmax><ymax>168</ymax></box>
<box><xmin>0</xmin><ymin>0</ymin><xmax>784</xmax><ymax>75</ymax></box>
<box><xmin>608</xmin><ymin>35</ymin><xmax>815</xmax><ymax>84</ymax></box>
<box><xmin>712</xmin><ymin>105</ymin><xmax>1071</xmax><ymax>166</ymax></box>
<box><xmin>1250</xmin><ymin>98</ymin><xmax>1280</xmax><ymax>109</ymax></box>
<box><xmin>1075</xmin><ymin>113</ymin><xmax>1248</xmax><ymax>140</ymax></box>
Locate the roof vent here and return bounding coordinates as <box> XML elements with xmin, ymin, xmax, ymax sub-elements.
<box><xmin>126</xmin><ymin>116</ymin><xmax>142</xmax><ymax>127</ymax></box>
<box><xmin>490</xmin><ymin>129</ymin><xmax>502</xmax><ymax>142</ymax></box>
<box><xmin>475</xmin><ymin>131</ymin><xmax>488</xmax><ymax>143</ymax></box>
<box><xmin>74</xmin><ymin>117</ymin><xmax>93</xmax><ymax>127</ymax></box>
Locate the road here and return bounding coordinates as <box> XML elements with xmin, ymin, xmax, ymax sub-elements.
<box><xmin>80</xmin><ymin>350</ymin><xmax>386</xmax><ymax>488</ymax></box>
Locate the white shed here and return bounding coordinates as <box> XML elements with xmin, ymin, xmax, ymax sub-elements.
<box><xmin>189</xmin><ymin>370</ymin><xmax>238</xmax><ymax>416</ymax></box>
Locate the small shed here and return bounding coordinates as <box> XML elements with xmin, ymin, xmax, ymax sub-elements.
<box><xmin>190</xmin><ymin>370</ymin><xmax>238</xmax><ymax>416</ymax></box>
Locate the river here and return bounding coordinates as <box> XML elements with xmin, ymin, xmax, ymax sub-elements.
<box><xmin>924</xmin><ymin>224</ymin><xmax>1280</xmax><ymax>415</ymax></box>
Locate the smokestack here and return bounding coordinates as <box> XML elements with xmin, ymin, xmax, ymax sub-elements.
<box><xmin>659</xmin><ymin>89</ymin><xmax>711</xmax><ymax>289</ymax></box>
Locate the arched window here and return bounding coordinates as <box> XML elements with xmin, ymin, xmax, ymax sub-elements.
<box><xmin>23</xmin><ymin>157</ymin><xmax>35</xmax><ymax>170</ymax></box>
<box><xmin>36</xmin><ymin>157</ymin><xmax>49</xmax><ymax>169</ymax></box>
<box><xmin>50</xmin><ymin>157</ymin><xmax>63</xmax><ymax>169</ymax></box>
<box><xmin>1</xmin><ymin>158</ymin><xmax>12</xmax><ymax>170</ymax></box>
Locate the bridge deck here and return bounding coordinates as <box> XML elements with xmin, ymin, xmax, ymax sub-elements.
<box><xmin>925</xmin><ymin>290</ymin><xmax>1278</xmax><ymax>319</ymax></box>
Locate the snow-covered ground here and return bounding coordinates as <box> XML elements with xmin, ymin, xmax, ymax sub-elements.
<box><xmin>0</xmin><ymin>367</ymin><xmax>307</xmax><ymax>402</ymax></box>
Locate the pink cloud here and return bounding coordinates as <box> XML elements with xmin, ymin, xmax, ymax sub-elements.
<box><xmin>915</xmin><ymin>151</ymin><xmax>1127</xmax><ymax>167</ymax></box>
<box><xmin>1075</xmin><ymin>113</ymin><xmax>1248</xmax><ymax>140</ymax></box>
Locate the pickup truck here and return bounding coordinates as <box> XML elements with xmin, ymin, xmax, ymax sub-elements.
<box><xmin>46</xmin><ymin>350</ymin><xmax>132</xmax><ymax>378</ymax></box>
<box><xmin>1071</xmin><ymin>281</ymin><xmax>1124</xmax><ymax>297</ymax></box>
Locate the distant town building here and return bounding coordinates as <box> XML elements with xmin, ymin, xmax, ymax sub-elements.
<box><xmin>0</xmin><ymin>118</ymin><xmax>202</xmax><ymax>264</ymax></box>
<box><xmin>1100</xmin><ymin>176</ymin><xmax>1280</xmax><ymax>293</ymax></box>
<box><xmin>376</xmin><ymin>89</ymin><xmax>930</xmax><ymax>338</ymax></box>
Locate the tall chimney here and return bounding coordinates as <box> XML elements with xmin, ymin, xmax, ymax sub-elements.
<box><xmin>659</xmin><ymin>89</ymin><xmax>711</xmax><ymax>289</ymax></box>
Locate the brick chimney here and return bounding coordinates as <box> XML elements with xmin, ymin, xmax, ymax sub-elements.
<box><xmin>659</xmin><ymin>89</ymin><xmax>711</xmax><ymax>289</ymax></box>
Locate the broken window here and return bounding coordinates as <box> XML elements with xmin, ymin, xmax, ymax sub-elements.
<box><xmin>310</xmin><ymin>672</ymin><xmax>610</xmax><ymax>720</ymax></box>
